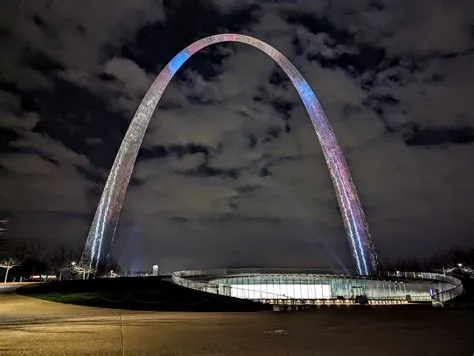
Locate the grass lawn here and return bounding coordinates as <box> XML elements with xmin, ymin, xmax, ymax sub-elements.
<box><xmin>16</xmin><ymin>276</ymin><xmax>272</xmax><ymax>312</ymax></box>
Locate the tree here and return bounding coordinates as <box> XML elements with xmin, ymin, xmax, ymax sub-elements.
<box><xmin>49</xmin><ymin>245</ymin><xmax>75</xmax><ymax>276</ymax></box>
<box><xmin>11</xmin><ymin>240</ymin><xmax>48</xmax><ymax>277</ymax></box>
<box><xmin>18</xmin><ymin>257</ymin><xmax>48</xmax><ymax>277</ymax></box>
<box><xmin>70</xmin><ymin>262</ymin><xmax>94</xmax><ymax>280</ymax></box>
<box><xmin>13</xmin><ymin>241</ymin><xmax>30</xmax><ymax>262</ymax></box>
<box><xmin>0</xmin><ymin>257</ymin><xmax>20</xmax><ymax>283</ymax></box>
<box><xmin>96</xmin><ymin>257</ymin><xmax>122</xmax><ymax>278</ymax></box>
<box><xmin>384</xmin><ymin>247</ymin><xmax>474</xmax><ymax>273</ymax></box>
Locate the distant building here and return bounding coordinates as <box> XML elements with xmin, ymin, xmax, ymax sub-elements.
<box><xmin>29</xmin><ymin>275</ymin><xmax>57</xmax><ymax>282</ymax></box>
<box><xmin>152</xmin><ymin>264</ymin><xmax>159</xmax><ymax>276</ymax></box>
<box><xmin>127</xmin><ymin>265</ymin><xmax>160</xmax><ymax>277</ymax></box>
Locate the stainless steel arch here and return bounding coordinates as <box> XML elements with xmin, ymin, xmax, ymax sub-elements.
<box><xmin>80</xmin><ymin>34</ymin><xmax>379</xmax><ymax>276</ymax></box>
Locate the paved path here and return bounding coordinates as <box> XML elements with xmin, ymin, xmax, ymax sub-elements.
<box><xmin>0</xmin><ymin>293</ymin><xmax>473</xmax><ymax>355</ymax></box>
<box><xmin>0</xmin><ymin>282</ymin><xmax>40</xmax><ymax>293</ymax></box>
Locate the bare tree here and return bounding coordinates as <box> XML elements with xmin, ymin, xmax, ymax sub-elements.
<box><xmin>70</xmin><ymin>262</ymin><xmax>94</xmax><ymax>280</ymax></box>
<box><xmin>50</xmin><ymin>245</ymin><xmax>75</xmax><ymax>275</ymax></box>
<box><xmin>96</xmin><ymin>257</ymin><xmax>123</xmax><ymax>278</ymax></box>
<box><xmin>28</xmin><ymin>239</ymin><xmax>44</xmax><ymax>261</ymax></box>
<box><xmin>13</xmin><ymin>241</ymin><xmax>30</xmax><ymax>262</ymax></box>
<box><xmin>0</xmin><ymin>257</ymin><xmax>20</xmax><ymax>283</ymax></box>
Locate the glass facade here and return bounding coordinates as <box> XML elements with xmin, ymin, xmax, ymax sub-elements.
<box><xmin>229</xmin><ymin>284</ymin><xmax>331</xmax><ymax>300</ymax></box>
<box><xmin>171</xmin><ymin>269</ymin><xmax>463</xmax><ymax>304</ymax></box>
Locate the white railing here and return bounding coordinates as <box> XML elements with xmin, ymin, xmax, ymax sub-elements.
<box><xmin>380</xmin><ymin>271</ymin><xmax>464</xmax><ymax>302</ymax></box>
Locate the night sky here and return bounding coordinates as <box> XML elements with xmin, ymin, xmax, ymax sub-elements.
<box><xmin>1</xmin><ymin>0</ymin><xmax>473</xmax><ymax>273</ymax></box>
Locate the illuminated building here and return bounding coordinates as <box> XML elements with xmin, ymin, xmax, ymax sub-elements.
<box><xmin>172</xmin><ymin>269</ymin><xmax>464</xmax><ymax>307</ymax></box>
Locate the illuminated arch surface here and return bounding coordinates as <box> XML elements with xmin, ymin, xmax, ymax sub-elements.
<box><xmin>80</xmin><ymin>34</ymin><xmax>379</xmax><ymax>276</ymax></box>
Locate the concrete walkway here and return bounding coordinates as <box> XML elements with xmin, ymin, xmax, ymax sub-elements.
<box><xmin>0</xmin><ymin>293</ymin><xmax>472</xmax><ymax>355</ymax></box>
<box><xmin>0</xmin><ymin>282</ymin><xmax>40</xmax><ymax>293</ymax></box>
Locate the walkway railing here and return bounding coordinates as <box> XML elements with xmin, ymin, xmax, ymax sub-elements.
<box><xmin>172</xmin><ymin>270</ymin><xmax>296</xmax><ymax>300</ymax></box>
<box><xmin>380</xmin><ymin>271</ymin><xmax>464</xmax><ymax>303</ymax></box>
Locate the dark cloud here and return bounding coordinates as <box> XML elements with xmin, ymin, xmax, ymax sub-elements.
<box><xmin>180</xmin><ymin>165</ymin><xmax>241</xmax><ymax>179</ymax></box>
<box><xmin>0</xmin><ymin>127</ymin><xmax>20</xmax><ymax>152</ymax></box>
<box><xmin>121</xmin><ymin>0</ymin><xmax>260</xmax><ymax>78</ymax></box>
<box><xmin>139</xmin><ymin>143</ymin><xmax>210</xmax><ymax>161</ymax></box>
<box><xmin>0</xmin><ymin>0</ymin><xmax>473</xmax><ymax>272</ymax></box>
<box><xmin>74</xmin><ymin>164</ymin><xmax>103</xmax><ymax>184</ymax></box>
<box><xmin>30</xmin><ymin>79</ymin><xmax>129</xmax><ymax>168</ymax></box>
<box><xmin>404</xmin><ymin>125</ymin><xmax>474</xmax><ymax>146</ymax></box>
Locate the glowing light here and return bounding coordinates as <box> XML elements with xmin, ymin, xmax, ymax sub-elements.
<box><xmin>167</xmin><ymin>50</ymin><xmax>191</xmax><ymax>76</ymax></box>
<box><xmin>79</xmin><ymin>34</ymin><xmax>379</xmax><ymax>276</ymax></box>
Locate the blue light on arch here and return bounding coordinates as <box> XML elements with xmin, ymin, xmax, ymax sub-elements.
<box><xmin>168</xmin><ymin>50</ymin><xmax>191</xmax><ymax>76</ymax></box>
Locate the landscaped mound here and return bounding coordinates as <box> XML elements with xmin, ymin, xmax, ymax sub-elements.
<box><xmin>17</xmin><ymin>276</ymin><xmax>271</xmax><ymax>312</ymax></box>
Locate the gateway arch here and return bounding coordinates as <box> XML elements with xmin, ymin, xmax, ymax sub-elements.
<box><xmin>80</xmin><ymin>34</ymin><xmax>379</xmax><ymax>276</ymax></box>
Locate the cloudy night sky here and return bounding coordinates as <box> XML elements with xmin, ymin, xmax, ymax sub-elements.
<box><xmin>0</xmin><ymin>0</ymin><xmax>473</xmax><ymax>273</ymax></box>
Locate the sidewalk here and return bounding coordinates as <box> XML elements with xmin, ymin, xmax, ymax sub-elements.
<box><xmin>0</xmin><ymin>282</ymin><xmax>41</xmax><ymax>293</ymax></box>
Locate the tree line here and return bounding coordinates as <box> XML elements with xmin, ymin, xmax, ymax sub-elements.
<box><xmin>383</xmin><ymin>247</ymin><xmax>474</xmax><ymax>272</ymax></box>
<box><xmin>0</xmin><ymin>238</ymin><xmax>122</xmax><ymax>282</ymax></box>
